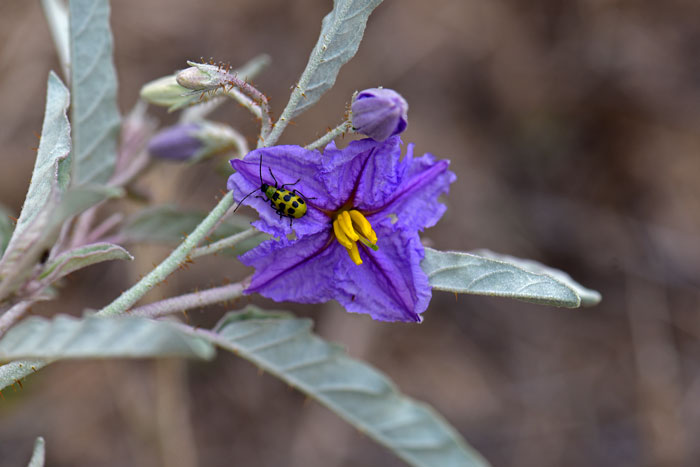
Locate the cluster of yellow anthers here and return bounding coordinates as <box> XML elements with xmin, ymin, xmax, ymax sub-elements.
<box><xmin>332</xmin><ymin>210</ymin><xmax>378</xmax><ymax>265</ymax></box>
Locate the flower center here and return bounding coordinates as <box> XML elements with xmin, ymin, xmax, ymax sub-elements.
<box><xmin>332</xmin><ymin>210</ymin><xmax>378</xmax><ymax>265</ymax></box>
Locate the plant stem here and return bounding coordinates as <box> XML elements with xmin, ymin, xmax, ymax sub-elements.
<box><xmin>128</xmin><ymin>281</ymin><xmax>248</xmax><ymax>319</ymax></box>
<box><xmin>97</xmin><ymin>193</ymin><xmax>234</xmax><ymax>316</ymax></box>
<box><xmin>0</xmin><ymin>301</ymin><xmax>32</xmax><ymax>338</ymax></box>
<box><xmin>305</xmin><ymin>120</ymin><xmax>353</xmax><ymax>150</ymax></box>
<box><xmin>191</xmin><ymin>228</ymin><xmax>261</xmax><ymax>259</ymax></box>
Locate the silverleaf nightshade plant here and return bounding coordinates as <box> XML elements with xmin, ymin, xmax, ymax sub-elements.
<box><xmin>0</xmin><ymin>1</ymin><xmax>602</xmax><ymax>466</ymax></box>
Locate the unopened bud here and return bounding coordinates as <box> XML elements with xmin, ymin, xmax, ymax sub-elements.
<box><xmin>148</xmin><ymin>121</ymin><xmax>245</xmax><ymax>163</ymax></box>
<box><xmin>176</xmin><ymin>62</ymin><xmax>223</xmax><ymax>91</ymax></box>
<box><xmin>140</xmin><ymin>75</ymin><xmax>191</xmax><ymax>109</ymax></box>
<box><xmin>351</xmin><ymin>88</ymin><xmax>408</xmax><ymax>142</ymax></box>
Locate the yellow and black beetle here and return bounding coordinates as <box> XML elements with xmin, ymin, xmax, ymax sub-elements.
<box><xmin>234</xmin><ymin>156</ymin><xmax>312</xmax><ymax>226</ymax></box>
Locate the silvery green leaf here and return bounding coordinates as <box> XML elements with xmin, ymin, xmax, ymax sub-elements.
<box><xmin>6</xmin><ymin>72</ymin><xmax>70</xmax><ymax>245</ymax></box>
<box><xmin>422</xmin><ymin>248</ymin><xmax>600</xmax><ymax>308</ymax></box>
<box><xmin>0</xmin><ymin>205</ymin><xmax>15</xmax><ymax>257</ymax></box>
<box><xmin>0</xmin><ymin>186</ymin><xmax>121</xmax><ymax>301</ymax></box>
<box><xmin>0</xmin><ymin>315</ymin><xmax>215</xmax><ymax>361</ymax></box>
<box><xmin>70</xmin><ymin>0</ymin><xmax>120</xmax><ymax>185</ymax></box>
<box><xmin>27</xmin><ymin>436</ymin><xmax>45</xmax><ymax>467</ymax></box>
<box><xmin>41</xmin><ymin>0</ymin><xmax>70</xmax><ymax>82</ymax></box>
<box><xmin>469</xmin><ymin>249</ymin><xmax>601</xmax><ymax>306</ymax></box>
<box><xmin>196</xmin><ymin>307</ymin><xmax>489</xmax><ymax>467</ymax></box>
<box><xmin>0</xmin><ymin>360</ymin><xmax>46</xmax><ymax>392</ymax></box>
<box><xmin>39</xmin><ymin>242</ymin><xmax>133</xmax><ymax>282</ymax></box>
<box><xmin>267</xmin><ymin>0</ymin><xmax>383</xmax><ymax>144</ymax></box>
<box><xmin>0</xmin><ymin>72</ymin><xmax>71</xmax><ymax>300</ymax></box>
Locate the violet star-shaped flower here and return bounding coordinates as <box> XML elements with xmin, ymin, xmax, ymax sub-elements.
<box><xmin>227</xmin><ymin>136</ymin><xmax>455</xmax><ymax>322</ymax></box>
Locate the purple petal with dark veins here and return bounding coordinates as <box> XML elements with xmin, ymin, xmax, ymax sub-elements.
<box><xmin>242</xmin><ymin>224</ymin><xmax>431</xmax><ymax>323</ymax></box>
<box><xmin>372</xmin><ymin>145</ymin><xmax>456</xmax><ymax>232</ymax></box>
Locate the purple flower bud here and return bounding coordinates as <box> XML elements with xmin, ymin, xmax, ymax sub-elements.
<box><xmin>351</xmin><ymin>88</ymin><xmax>408</xmax><ymax>142</ymax></box>
<box><xmin>148</xmin><ymin>123</ymin><xmax>203</xmax><ymax>162</ymax></box>
<box><xmin>148</xmin><ymin>121</ymin><xmax>244</xmax><ymax>163</ymax></box>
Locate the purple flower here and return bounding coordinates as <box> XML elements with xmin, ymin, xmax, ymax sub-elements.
<box><xmin>227</xmin><ymin>136</ymin><xmax>455</xmax><ymax>322</ymax></box>
<box><xmin>351</xmin><ymin>88</ymin><xmax>408</xmax><ymax>142</ymax></box>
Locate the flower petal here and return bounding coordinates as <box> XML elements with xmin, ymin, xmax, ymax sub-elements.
<box><xmin>228</xmin><ymin>146</ymin><xmax>330</xmax><ymax>240</ymax></box>
<box><xmin>347</xmin><ymin>136</ymin><xmax>404</xmax><ymax>209</ymax></box>
<box><xmin>336</xmin><ymin>226</ymin><xmax>431</xmax><ymax>322</ymax></box>
<box><xmin>243</xmin><ymin>224</ymin><xmax>431</xmax><ymax>323</ymax></box>
<box><xmin>366</xmin><ymin>143</ymin><xmax>455</xmax><ymax>232</ymax></box>
<box><xmin>242</xmin><ymin>231</ymin><xmax>342</xmax><ymax>304</ymax></box>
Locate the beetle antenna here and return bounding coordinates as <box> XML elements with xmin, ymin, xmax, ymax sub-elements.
<box><xmin>233</xmin><ymin>188</ymin><xmax>258</xmax><ymax>212</ymax></box>
<box><xmin>259</xmin><ymin>154</ymin><xmax>263</xmax><ymax>184</ymax></box>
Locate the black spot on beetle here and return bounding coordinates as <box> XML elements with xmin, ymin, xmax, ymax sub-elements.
<box><xmin>287</xmin><ymin>208</ymin><xmax>295</xmax><ymax>215</ymax></box>
<box><xmin>272</xmin><ymin>192</ymin><xmax>280</xmax><ymax>200</ymax></box>
<box><xmin>298</xmin><ymin>198</ymin><xmax>305</xmax><ymax>204</ymax></box>
<box><xmin>283</xmin><ymin>194</ymin><xmax>291</xmax><ymax>202</ymax></box>
<box><xmin>292</xmin><ymin>201</ymin><xmax>299</xmax><ymax>208</ymax></box>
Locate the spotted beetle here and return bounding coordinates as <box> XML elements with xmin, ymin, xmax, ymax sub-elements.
<box><xmin>234</xmin><ymin>155</ymin><xmax>312</xmax><ymax>226</ymax></box>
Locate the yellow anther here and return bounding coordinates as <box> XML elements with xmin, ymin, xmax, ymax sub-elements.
<box><xmin>349</xmin><ymin>210</ymin><xmax>377</xmax><ymax>244</ymax></box>
<box><xmin>338</xmin><ymin>211</ymin><xmax>359</xmax><ymax>241</ymax></box>
<box><xmin>348</xmin><ymin>242</ymin><xmax>362</xmax><ymax>265</ymax></box>
<box><xmin>333</xmin><ymin>209</ymin><xmax>378</xmax><ymax>265</ymax></box>
<box><xmin>332</xmin><ymin>219</ymin><xmax>353</xmax><ymax>249</ymax></box>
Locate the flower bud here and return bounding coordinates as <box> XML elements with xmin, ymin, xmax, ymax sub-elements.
<box><xmin>140</xmin><ymin>75</ymin><xmax>191</xmax><ymax>109</ymax></box>
<box><xmin>176</xmin><ymin>62</ymin><xmax>222</xmax><ymax>91</ymax></box>
<box><xmin>148</xmin><ymin>121</ymin><xmax>245</xmax><ymax>163</ymax></box>
<box><xmin>351</xmin><ymin>88</ymin><xmax>408</xmax><ymax>141</ymax></box>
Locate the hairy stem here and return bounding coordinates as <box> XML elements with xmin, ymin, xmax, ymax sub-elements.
<box><xmin>85</xmin><ymin>213</ymin><xmax>124</xmax><ymax>243</ymax></box>
<box><xmin>97</xmin><ymin>193</ymin><xmax>234</xmax><ymax>316</ymax></box>
<box><xmin>305</xmin><ymin>119</ymin><xmax>353</xmax><ymax>151</ymax></box>
<box><xmin>128</xmin><ymin>281</ymin><xmax>248</xmax><ymax>319</ymax></box>
<box><xmin>0</xmin><ymin>301</ymin><xmax>32</xmax><ymax>339</ymax></box>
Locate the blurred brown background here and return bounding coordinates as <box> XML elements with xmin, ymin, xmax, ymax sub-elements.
<box><xmin>2</xmin><ymin>0</ymin><xmax>700</xmax><ymax>466</ymax></box>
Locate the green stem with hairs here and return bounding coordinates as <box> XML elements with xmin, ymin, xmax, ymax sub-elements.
<box><xmin>97</xmin><ymin>193</ymin><xmax>234</xmax><ymax>316</ymax></box>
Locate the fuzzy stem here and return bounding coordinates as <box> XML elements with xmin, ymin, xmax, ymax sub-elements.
<box><xmin>185</xmin><ymin>61</ymin><xmax>272</xmax><ymax>143</ymax></box>
<box><xmin>305</xmin><ymin>120</ymin><xmax>353</xmax><ymax>151</ymax></box>
<box><xmin>128</xmin><ymin>281</ymin><xmax>248</xmax><ymax>319</ymax></box>
<box><xmin>97</xmin><ymin>193</ymin><xmax>234</xmax><ymax>316</ymax></box>
<box><xmin>191</xmin><ymin>228</ymin><xmax>261</xmax><ymax>259</ymax></box>
<box><xmin>85</xmin><ymin>213</ymin><xmax>124</xmax><ymax>244</ymax></box>
<box><xmin>0</xmin><ymin>301</ymin><xmax>32</xmax><ymax>339</ymax></box>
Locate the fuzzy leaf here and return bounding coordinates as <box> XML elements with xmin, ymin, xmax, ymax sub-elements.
<box><xmin>40</xmin><ymin>242</ymin><xmax>133</xmax><ymax>282</ymax></box>
<box><xmin>70</xmin><ymin>0</ymin><xmax>120</xmax><ymax>185</ymax></box>
<box><xmin>41</xmin><ymin>0</ymin><xmax>70</xmax><ymax>81</ymax></box>
<box><xmin>0</xmin><ymin>186</ymin><xmax>122</xmax><ymax>301</ymax></box>
<box><xmin>469</xmin><ymin>249</ymin><xmax>601</xmax><ymax>306</ymax></box>
<box><xmin>193</xmin><ymin>307</ymin><xmax>489</xmax><ymax>467</ymax></box>
<box><xmin>0</xmin><ymin>360</ymin><xmax>46</xmax><ymax>392</ymax></box>
<box><xmin>0</xmin><ymin>205</ymin><xmax>15</xmax><ymax>257</ymax></box>
<box><xmin>267</xmin><ymin>0</ymin><xmax>383</xmax><ymax>144</ymax></box>
<box><xmin>289</xmin><ymin>0</ymin><xmax>383</xmax><ymax>118</ymax></box>
<box><xmin>0</xmin><ymin>72</ymin><xmax>71</xmax><ymax>300</ymax></box>
<box><xmin>27</xmin><ymin>437</ymin><xmax>45</xmax><ymax>467</ymax></box>
<box><xmin>0</xmin><ymin>315</ymin><xmax>215</xmax><ymax>361</ymax></box>
<box><xmin>6</xmin><ymin>72</ymin><xmax>70</xmax><ymax>246</ymax></box>
<box><xmin>422</xmin><ymin>248</ymin><xmax>600</xmax><ymax>308</ymax></box>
